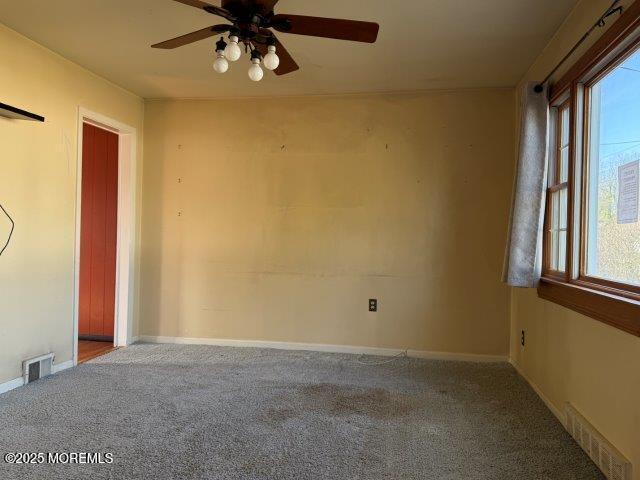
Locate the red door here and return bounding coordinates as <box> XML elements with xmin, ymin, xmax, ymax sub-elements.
<box><xmin>78</xmin><ymin>123</ymin><xmax>118</xmax><ymax>340</ymax></box>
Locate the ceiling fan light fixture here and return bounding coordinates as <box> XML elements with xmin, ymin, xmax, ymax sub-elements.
<box><xmin>213</xmin><ymin>38</ymin><xmax>229</xmax><ymax>73</ymax></box>
<box><xmin>213</xmin><ymin>52</ymin><xmax>229</xmax><ymax>73</ymax></box>
<box><xmin>263</xmin><ymin>43</ymin><xmax>279</xmax><ymax>71</ymax></box>
<box><xmin>224</xmin><ymin>35</ymin><xmax>242</xmax><ymax>62</ymax></box>
<box><xmin>248</xmin><ymin>50</ymin><xmax>264</xmax><ymax>82</ymax></box>
<box><xmin>152</xmin><ymin>0</ymin><xmax>380</xmax><ymax>81</ymax></box>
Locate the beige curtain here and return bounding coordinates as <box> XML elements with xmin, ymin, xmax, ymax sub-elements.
<box><xmin>503</xmin><ymin>82</ymin><xmax>549</xmax><ymax>287</ymax></box>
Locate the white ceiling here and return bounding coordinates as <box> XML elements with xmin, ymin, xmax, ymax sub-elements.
<box><xmin>0</xmin><ymin>0</ymin><xmax>578</xmax><ymax>98</ymax></box>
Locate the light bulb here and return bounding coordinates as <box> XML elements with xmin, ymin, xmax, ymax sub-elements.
<box><xmin>248</xmin><ymin>58</ymin><xmax>263</xmax><ymax>82</ymax></box>
<box><xmin>224</xmin><ymin>35</ymin><xmax>242</xmax><ymax>62</ymax></box>
<box><xmin>263</xmin><ymin>45</ymin><xmax>279</xmax><ymax>71</ymax></box>
<box><xmin>213</xmin><ymin>51</ymin><xmax>228</xmax><ymax>73</ymax></box>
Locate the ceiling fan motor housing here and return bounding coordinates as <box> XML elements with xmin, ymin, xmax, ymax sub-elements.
<box><xmin>235</xmin><ymin>22</ymin><xmax>262</xmax><ymax>43</ymax></box>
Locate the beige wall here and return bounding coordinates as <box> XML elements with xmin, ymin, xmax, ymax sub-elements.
<box><xmin>140</xmin><ymin>90</ymin><xmax>515</xmax><ymax>356</ymax></box>
<box><xmin>0</xmin><ymin>24</ymin><xmax>144</xmax><ymax>384</ymax></box>
<box><xmin>512</xmin><ymin>0</ymin><xmax>640</xmax><ymax>476</ymax></box>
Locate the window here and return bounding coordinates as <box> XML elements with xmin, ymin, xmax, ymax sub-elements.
<box><xmin>585</xmin><ymin>49</ymin><xmax>640</xmax><ymax>287</ymax></box>
<box><xmin>544</xmin><ymin>100</ymin><xmax>570</xmax><ymax>276</ymax></box>
<box><xmin>538</xmin><ymin>13</ymin><xmax>640</xmax><ymax>337</ymax></box>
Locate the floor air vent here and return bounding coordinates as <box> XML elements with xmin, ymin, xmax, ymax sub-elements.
<box><xmin>22</xmin><ymin>353</ymin><xmax>54</xmax><ymax>384</ymax></box>
<box><xmin>564</xmin><ymin>404</ymin><xmax>631</xmax><ymax>480</ymax></box>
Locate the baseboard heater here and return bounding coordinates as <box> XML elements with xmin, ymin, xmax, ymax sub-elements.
<box><xmin>22</xmin><ymin>353</ymin><xmax>55</xmax><ymax>384</ymax></box>
<box><xmin>564</xmin><ymin>404</ymin><xmax>631</xmax><ymax>480</ymax></box>
<box><xmin>0</xmin><ymin>102</ymin><xmax>45</xmax><ymax>122</ymax></box>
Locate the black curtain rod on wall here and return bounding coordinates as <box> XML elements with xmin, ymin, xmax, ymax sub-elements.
<box><xmin>534</xmin><ymin>0</ymin><xmax>624</xmax><ymax>93</ymax></box>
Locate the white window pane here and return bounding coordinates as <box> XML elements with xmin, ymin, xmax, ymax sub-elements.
<box><xmin>586</xmin><ymin>47</ymin><xmax>640</xmax><ymax>285</ymax></box>
<box><xmin>561</xmin><ymin>107</ymin><xmax>570</xmax><ymax>147</ymax></box>
<box><xmin>551</xmin><ymin>230</ymin><xmax>559</xmax><ymax>271</ymax></box>
<box><xmin>558</xmin><ymin>230</ymin><xmax>567</xmax><ymax>272</ymax></box>
<box><xmin>559</xmin><ymin>188</ymin><xmax>568</xmax><ymax>230</ymax></box>
<box><xmin>560</xmin><ymin>147</ymin><xmax>569</xmax><ymax>183</ymax></box>
<box><xmin>551</xmin><ymin>190</ymin><xmax>560</xmax><ymax>230</ymax></box>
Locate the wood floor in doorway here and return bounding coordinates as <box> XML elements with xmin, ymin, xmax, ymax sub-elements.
<box><xmin>78</xmin><ymin>340</ymin><xmax>117</xmax><ymax>363</ymax></box>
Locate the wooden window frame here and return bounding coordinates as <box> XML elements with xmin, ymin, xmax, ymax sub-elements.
<box><xmin>542</xmin><ymin>99</ymin><xmax>571</xmax><ymax>281</ymax></box>
<box><xmin>538</xmin><ymin>1</ymin><xmax>640</xmax><ymax>337</ymax></box>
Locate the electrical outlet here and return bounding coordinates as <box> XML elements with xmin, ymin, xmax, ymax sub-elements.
<box><xmin>369</xmin><ymin>299</ymin><xmax>378</xmax><ymax>312</ymax></box>
<box><xmin>521</xmin><ymin>330</ymin><xmax>525</xmax><ymax>347</ymax></box>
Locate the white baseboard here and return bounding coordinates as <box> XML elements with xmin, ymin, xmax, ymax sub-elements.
<box><xmin>137</xmin><ymin>335</ymin><xmax>507</xmax><ymax>363</ymax></box>
<box><xmin>0</xmin><ymin>376</ymin><xmax>24</xmax><ymax>395</ymax></box>
<box><xmin>0</xmin><ymin>359</ymin><xmax>74</xmax><ymax>396</ymax></box>
<box><xmin>407</xmin><ymin>349</ymin><xmax>506</xmax><ymax>363</ymax></box>
<box><xmin>52</xmin><ymin>360</ymin><xmax>74</xmax><ymax>374</ymax></box>
<box><xmin>509</xmin><ymin>358</ymin><xmax>565</xmax><ymax>425</ymax></box>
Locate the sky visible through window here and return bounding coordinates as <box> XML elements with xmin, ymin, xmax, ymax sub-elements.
<box><xmin>599</xmin><ymin>50</ymin><xmax>640</xmax><ymax>161</ymax></box>
<box><xmin>589</xmin><ymin>47</ymin><xmax>640</xmax><ymax>285</ymax></box>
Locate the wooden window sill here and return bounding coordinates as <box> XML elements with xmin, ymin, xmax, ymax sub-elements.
<box><xmin>537</xmin><ymin>278</ymin><xmax>640</xmax><ymax>337</ymax></box>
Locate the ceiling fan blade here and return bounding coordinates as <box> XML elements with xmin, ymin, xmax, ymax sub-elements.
<box><xmin>254</xmin><ymin>36</ymin><xmax>299</xmax><ymax>75</ymax></box>
<box><xmin>151</xmin><ymin>24</ymin><xmax>231</xmax><ymax>49</ymax></box>
<box><xmin>271</xmin><ymin>14</ymin><xmax>379</xmax><ymax>43</ymax></box>
<box><xmin>222</xmin><ymin>0</ymin><xmax>279</xmax><ymax>15</ymax></box>
<box><xmin>171</xmin><ymin>0</ymin><xmax>235</xmax><ymax>21</ymax></box>
<box><xmin>271</xmin><ymin>38</ymin><xmax>299</xmax><ymax>75</ymax></box>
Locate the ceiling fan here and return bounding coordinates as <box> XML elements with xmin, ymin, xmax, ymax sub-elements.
<box><xmin>151</xmin><ymin>0</ymin><xmax>379</xmax><ymax>81</ymax></box>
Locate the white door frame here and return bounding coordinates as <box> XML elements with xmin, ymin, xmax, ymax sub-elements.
<box><xmin>72</xmin><ymin>107</ymin><xmax>138</xmax><ymax>365</ymax></box>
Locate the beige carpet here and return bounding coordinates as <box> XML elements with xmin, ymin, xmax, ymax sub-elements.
<box><xmin>0</xmin><ymin>344</ymin><xmax>603</xmax><ymax>479</ymax></box>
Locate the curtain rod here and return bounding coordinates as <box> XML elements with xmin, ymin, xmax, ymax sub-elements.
<box><xmin>534</xmin><ymin>0</ymin><xmax>624</xmax><ymax>93</ymax></box>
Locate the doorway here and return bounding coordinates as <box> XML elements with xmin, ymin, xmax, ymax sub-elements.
<box><xmin>73</xmin><ymin>109</ymin><xmax>137</xmax><ymax>365</ymax></box>
<box><xmin>77</xmin><ymin>123</ymin><xmax>118</xmax><ymax>362</ymax></box>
